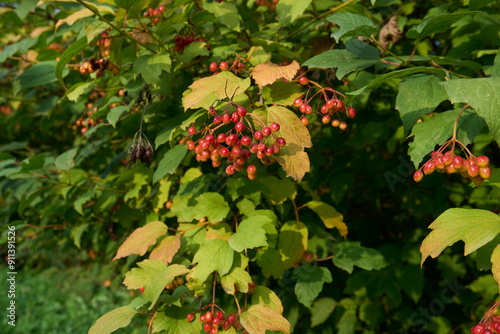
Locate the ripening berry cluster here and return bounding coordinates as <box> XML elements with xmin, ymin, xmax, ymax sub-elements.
<box><xmin>292</xmin><ymin>76</ymin><xmax>355</xmax><ymax>129</ymax></box>
<box><xmin>471</xmin><ymin>315</ymin><xmax>500</xmax><ymax>333</ymax></box>
<box><xmin>75</xmin><ymin>101</ymin><xmax>103</xmax><ymax>134</ymax></box>
<box><xmin>414</xmin><ymin>151</ymin><xmax>492</xmax><ymax>186</ymax></box>
<box><xmin>209</xmin><ymin>60</ymin><xmax>245</xmax><ymax>73</ymax></box>
<box><xmin>79</xmin><ymin>57</ymin><xmax>120</xmax><ymax>77</ymax></box>
<box><xmin>186</xmin><ymin>104</ymin><xmax>286</xmax><ymax>179</ymax></box>
<box><xmin>187</xmin><ymin>310</ymin><xmax>238</xmax><ymax>333</ymax></box>
<box><xmin>255</xmin><ymin>0</ymin><xmax>279</xmax><ymax>11</ymax></box>
<box><xmin>173</xmin><ymin>34</ymin><xmax>211</xmax><ymax>52</ymax></box>
<box><xmin>98</xmin><ymin>31</ymin><xmax>111</xmax><ymax>57</ymax></box>
<box><xmin>143</xmin><ymin>4</ymin><xmax>166</xmax><ymax>24</ymax></box>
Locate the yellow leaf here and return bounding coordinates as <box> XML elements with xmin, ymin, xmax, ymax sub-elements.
<box><xmin>492</xmin><ymin>245</ymin><xmax>500</xmax><ymax>293</ymax></box>
<box><xmin>307</xmin><ymin>201</ymin><xmax>347</xmax><ymax>237</ymax></box>
<box><xmin>240</xmin><ymin>304</ymin><xmax>290</xmax><ymax>334</ymax></box>
<box><xmin>113</xmin><ymin>221</ymin><xmax>168</xmax><ymax>260</ymax></box>
<box><xmin>251</xmin><ymin>60</ymin><xmax>300</xmax><ymax>87</ymax></box>
<box><xmin>149</xmin><ymin>235</ymin><xmax>181</xmax><ymax>265</ymax></box>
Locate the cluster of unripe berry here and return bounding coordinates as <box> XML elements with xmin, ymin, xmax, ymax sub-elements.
<box><xmin>414</xmin><ymin>150</ymin><xmax>492</xmax><ymax>186</ymax></box>
<box><xmin>187</xmin><ymin>310</ymin><xmax>239</xmax><ymax>333</ymax></box>
<box><xmin>143</xmin><ymin>4</ymin><xmax>166</xmax><ymax>25</ymax></box>
<box><xmin>173</xmin><ymin>33</ymin><xmax>211</xmax><ymax>52</ymax></box>
<box><xmin>98</xmin><ymin>31</ymin><xmax>112</xmax><ymax>57</ymax></box>
<box><xmin>292</xmin><ymin>76</ymin><xmax>355</xmax><ymax>128</ymax></box>
<box><xmin>255</xmin><ymin>0</ymin><xmax>279</xmax><ymax>11</ymax></box>
<box><xmin>209</xmin><ymin>60</ymin><xmax>245</xmax><ymax>73</ymax></box>
<box><xmin>75</xmin><ymin>96</ymin><xmax>104</xmax><ymax>134</ymax></box>
<box><xmin>186</xmin><ymin>103</ymin><xmax>285</xmax><ymax>179</ymax></box>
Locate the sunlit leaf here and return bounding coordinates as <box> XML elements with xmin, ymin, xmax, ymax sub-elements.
<box><xmin>114</xmin><ymin>221</ymin><xmax>168</xmax><ymax>260</ymax></box>
<box><xmin>89</xmin><ymin>306</ymin><xmax>136</xmax><ymax>334</ymax></box>
<box><xmin>251</xmin><ymin>61</ymin><xmax>300</xmax><ymax>87</ymax></box>
<box><xmin>240</xmin><ymin>304</ymin><xmax>290</xmax><ymax>334</ymax></box>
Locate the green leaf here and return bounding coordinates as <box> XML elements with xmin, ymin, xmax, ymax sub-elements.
<box><xmin>15</xmin><ymin>61</ymin><xmax>66</xmax><ymax>94</ymax></box>
<box><xmin>253</xmin><ymin>106</ymin><xmax>312</xmax><ymax>181</ymax></box>
<box><xmin>327</xmin><ymin>12</ymin><xmax>377</xmax><ymax>43</ymax></box>
<box><xmin>395</xmin><ymin>75</ymin><xmax>448</xmax><ymax>133</ymax></box>
<box><xmin>229</xmin><ymin>215</ymin><xmax>273</xmax><ymax>252</ymax></box>
<box><xmin>0</xmin><ymin>37</ymin><xmax>36</xmax><ymax>63</ymax></box>
<box><xmin>124</xmin><ymin>261</ymin><xmax>190</xmax><ymax>309</ymax></box>
<box><xmin>221</xmin><ymin>267</ymin><xmax>252</xmax><ymax>295</ymax></box>
<box><xmin>261</xmin><ymin>175</ymin><xmax>297</xmax><ymax>204</ymax></box>
<box><xmin>182</xmin><ymin>71</ymin><xmax>251</xmax><ymax>111</ymax></box>
<box><xmin>55</xmin><ymin>147</ymin><xmax>78</xmax><ymax>171</ymax></box>
<box><xmin>395</xmin><ymin>265</ymin><xmax>425</xmax><ymax>303</ymax></box>
<box><xmin>293</xmin><ymin>265</ymin><xmax>332</xmax><ymax>308</ymax></box>
<box><xmin>407</xmin><ymin>12</ymin><xmax>484</xmax><ymax>40</ymax></box>
<box><xmin>132</xmin><ymin>52</ymin><xmax>171</xmax><ymax>85</ymax></box>
<box><xmin>66</xmin><ymin>82</ymin><xmax>93</xmax><ymax>102</ymax></box>
<box><xmin>114</xmin><ymin>221</ymin><xmax>168</xmax><ymax>260</ymax></box>
<box><xmin>262</xmin><ymin>80</ymin><xmax>303</xmax><ymax>106</ymax></box>
<box><xmin>107</xmin><ymin>105</ymin><xmax>128</xmax><ymax>127</ymax></box>
<box><xmin>177</xmin><ymin>42</ymin><xmax>210</xmax><ymax>64</ymax></box>
<box><xmin>192</xmin><ymin>239</ymin><xmax>234</xmax><ymax>282</ymax></box>
<box><xmin>251</xmin><ymin>286</ymin><xmax>284</xmax><ymax>314</ymax></box>
<box><xmin>82</xmin><ymin>18</ymin><xmax>108</xmax><ymax>43</ymax></box>
<box><xmin>491</xmin><ymin>245</ymin><xmax>500</xmax><ymax>292</ymax></box>
<box><xmin>421</xmin><ymin>208</ymin><xmax>500</xmax><ymax>266</ymax></box>
<box><xmin>407</xmin><ymin>108</ymin><xmax>487</xmax><ymax>168</ymax></box>
<box><xmin>55</xmin><ymin>36</ymin><xmax>87</xmax><ymax>89</ymax></box>
<box><xmin>303</xmin><ymin>39</ymin><xmax>380</xmax><ymax>79</ymax></box>
<box><xmin>310</xmin><ymin>297</ymin><xmax>336</xmax><ymax>327</ymax></box>
<box><xmin>278</xmin><ymin>220</ymin><xmax>308</xmax><ymax>270</ymax></box>
<box><xmin>88</xmin><ymin>305</ymin><xmax>137</xmax><ymax>334</ymax></box>
<box><xmin>247</xmin><ymin>46</ymin><xmax>272</xmax><ymax>66</ymax></box>
<box><xmin>332</xmin><ymin>241</ymin><xmax>387</xmax><ymax>273</ymax></box>
<box><xmin>193</xmin><ymin>192</ymin><xmax>230</xmax><ymax>223</ymax></box>
<box><xmin>19</xmin><ymin>154</ymin><xmax>45</xmax><ymax>173</ymax></box>
<box><xmin>276</xmin><ymin>0</ymin><xmax>312</xmax><ymax>27</ymax></box>
<box><xmin>115</xmin><ymin>0</ymin><xmax>137</xmax><ymax>9</ymax></box>
<box><xmin>74</xmin><ymin>189</ymin><xmax>95</xmax><ymax>215</ymax></box>
<box><xmin>307</xmin><ymin>201</ymin><xmax>347</xmax><ymax>237</ymax></box>
<box><xmin>256</xmin><ymin>247</ymin><xmax>286</xmax><ymax>279</ymax></box>
<box><xmin>152</xmin><ymin>306</ymin><xmax>202</xmax><ymax>333</ymax></box>
<box><xmin>153</xmin><ymin>145</ymin><xmax>188</xmax><ymax>183</ymax></box>
<box><xmin>440</xmin><ymin>78</ymin><xmax>500</xmax><ymax>143</ymax></box>
<box><xmin>71</xmin><ymin>224</ymin><xmax>88</xmax><ymax>249</ymax></box>
<box><xmin>348</xmin><ymin>67</ymin><xmax>448</xmax><ymax>96</ymax></box>
<box><xmin>16</xmin><ymin>0</ymin><xmax>38</xmax><ymax>20</ymax></box>
<box><xmin>240</xmin><ymin>305</ymin><xmax>290</xmax><ymax>334</ymax></box>
<box><xmin>202</xmin><ymin>1</ymin><xmax>240</xmax><ymax>31</ymax></box>
<box><xmin>492</xmin><ymin>49</ymin><xmax>500</xmax><ymax>77</ymax></box>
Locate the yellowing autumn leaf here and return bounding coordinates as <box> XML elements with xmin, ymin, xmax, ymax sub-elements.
<box><xmin>420</xmin><ymin>208</ymin><xmax>500</xmax><ymax>266</ymax></box>
<box><xmin>492</xmin><ymin>245</ymin><xmax>500</xmax><ymax>292</ymax></box>
<box><xmin>240</xmin><ymin>304</ymin><xmax>290</xmax><ymax>334</ymax></box>
<box><xmin>113</xmin><ymin>221</ymin><xmax>168</xmax><ymax>260</ymax></box>
<box><xmin>251</xmin><ymin>61</ymin><xmax>300</xmax><ymax>87</ymax></box>
<box><xmin>182</xmin><ymin>71</ymin><xmax>251</xmax><ymax>111</ymax></box>
<box><xmin>307</xmin><ymin>201</ymin><xmax>347</xmax><ymax>237</ymax></box>
<box><xmin>149</xmin><ymin>235</ymin><xmax>181</xmax><ymax>265</ymax></box>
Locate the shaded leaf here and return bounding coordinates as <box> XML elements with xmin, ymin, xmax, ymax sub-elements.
<box><xmin>15</xmin><ymin>61</ymin><xmax>66</xmax><ymax>94</ymax></box>
<box><xmin>303</xmin><ymin>39</ymin><xmax>380</xmax><ymax>79</ymax></box>
<box><xmin>276</xmin><ymin>0</ymin><xmax>312</xmax><ymax>27</ymax></box>
<box><xmin>83</xmin><ymin>18</ymin><xmax>108</xmax><ymax>43</ymax></box>
<box><xmin>153</xmin><ymin>145</ymin><xmax>188</xmax><ymax>183</ymax></box>
<box><xmin>278</xmin><ymin>220</ymin><xmax>308</xmax><ymax>270</ymax></box>
<box><xmin>327</xmin><ymin>12</ymin><xmax>377</xmax><ymax>43</ymax></box>
<box><xmin>421</xmin><ymin>208</ymin><xmax>500</xmax><ymax>266</ymax></box>
<box><xmin>221</xmin><ymin>267</ymin><xmax>252</xmax><ymax>295</ymax></box>
<box><xmin>55</xmin><ymin>37</ymin><xmax>87</xmax><ymax>88</ymax></box>
<box><xmin>307</xmin><ymin>201</ymin><xmax>347</xmax><ymax>237</ymax></box>
<box><xmin>132</xmin><ymin>52</ymin><xmax>171</xmax><ymax>85</ymax></box>
<box><xmin>240</xmin><ymin>304</ymin><xmax>290</xmax><ymax>334</ymax></box>
<box><xmin>262</xmin><ymin>80</ymin><xmax>303</xmax><ymax>106</ymax></box>
<box><xmin>256</xmin><ymin>247</ymin><xmax>286</xmax><ymax>279</ymax></box>
<box><xmin>332</xmin><ymin>241</ymin><xmax>387</xmax><ymax>273</ymax></box>
<box><xmin>261</xmin><ymin>175</ymin><xmax>297</xmax><ymax>204</ymax></box>
<box><xmin>293</xmin><ymin>265</ymin><xmax>332</xmax><ymax>308</ymax></box>
<box><xmin>149</xmin><ymin>235</ymin><xmax>181</xmax><ymax>266</ymax></box>
<box><xmin>251</xmin><ymin>61</ymin><xmax>300</xmax><ymax>88</ymax></box>
<box><xmin>0</xmin><ymin>38</ymin><xmax>36</xmax><ymax>63</ymax></box>
<box><xmin>407</xmin><ymin>11</ymin><xmax>484</xmax><ymax>40</ymax></box>
<box><xmin>88</xmin><ymin>306</ymin><xmax>137</xmax><ymax>334</ymax></box>
<box><xmin>202</xmin><ymin>1</ymin><xmax>240</xmax><ymax>31</ymax></box>
<box><xmin>114</xmin><ymin>221</ymin><xmax>168</xmax><ymax>260</ymax></box>
<box><xmin>152</xmin><ymin>306</ymin><xmax>202</xmax><ymax>333</ymax></box>
<box><xmin>310</xmin><ymin>297</ymin><xmax>336</xmax><ymax>327</ymax></box>
<box><xmin>251</xmin><ymin>286</ymin><xmax>284</xmax><ymax>314</ymax></box>
<box><xmin>55</xmin><ymin>147</ymin><xmax>78</xmax><ymax>171</ymax></box>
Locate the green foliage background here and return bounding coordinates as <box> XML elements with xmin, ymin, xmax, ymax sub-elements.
<box><xmin>1</xmin><ymin>0</ymin><xmax>500</xmax><ymax>333</ymax></box>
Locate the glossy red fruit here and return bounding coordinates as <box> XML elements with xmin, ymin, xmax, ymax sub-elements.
<box><xmin>442</xmin><ymin>154</ymin><xmax>453</xmax><ymax>166</ymax></box>
<box><xmin>276</xmin><ymin>137</ymin><xmax>286</xmax><ymax>147</ymax></box>
<box><xmin>320</xmin><ymin>105</ymin><xmax>328</xmax><ymax>114</ymax></box>
<box><xmin>471</xmin><ymin>324</ymin><xmax>485</xmax><ymax>334</ymax></box>
<box><xmin>216</xmin><ymin>311</ymin><xmax>224</xmax><ymax>320</ymax></box>
<box><xmin>222</xmin><ymin>320</ymin><xmax>230</xmax><ymax>330</ymax></box>
<box><xmin>479</xmin><ymin>166</ymin><xmax>492</xmax><ymax>179</ymax></box>
<box><xmin>347</xmin><ymin>106</ymin><xmax>356</xmax><ymax>118</ymax></box>
<box><xmin>247</xmin><ymin>165</ymin><xmax>257</xmax><ymax>174</ymax></box>
<box><xmin>226</xmin><ymin>165</ymin><xmax>235</xmax><ymax>175</ymax></box>
<box><xmin>331</xmin><ymin>119</ymin><xmax>340</xmax><ymax>127</ymax></box>
<box><xmin>217</xmin><ymin>133</ymin><xmax>226</xmax><ymax>143</ymax></box>
<box><xmin>200</xmin><ymin>314</ymin><xmax>206</xmax><ymax>322</ymax></box>
<box><xmin>293</xmin><ymin>98</ymin><xmax>303</xmax><ymax>107</ymax></box>
<box><xmin>414</xmin><ymin>170</ymin><xmax>423</xmax><ymax>183</ymax></box>
<box><xmin>213</xmin><ymin>115</ymin><xmax>222</xmax><ymax>125</ymax></box>
<box><xmin>301</xmin><ymin>117</ymin><xmax>309</xmax><ymax>126</ymax></box>
<box><xmin>228</xmin><ymin>314</ymin><xmax>236</xmax><ymax>324</ymax></box>
<box><xmin>188</xmin><ymin>126</ymin><xmax>196</xmax><ymax>135</ymax></box>
<box><xmin>452</xmin><ymin>156</ymin><xmax>463</xmax><ymax>169</ymax></box>
<box><xmin>459</xmin><ymin>158</ymin><xmax>470</xmax><ymax>173</ymax></box>
<box><xmin>299</xmin><ymin>77</ymin><xmax>309</xmax><ymax>85</ymax></box>
<box><xmin>468</xmin><ymin>163</ymin><xmax>480</xmax><ymax>177</ymax></box>
<box><xmin>339</xmin><ymin>121</ymin><xmax>347</xmax><ymax>130</ymax></box>
<box><xmin>241</xmin><ymin>136</ymin><xmax>251</xmax><ymax>146</ymax></box>
<box><xmin>219</xmin><ymin>147</ymin><xmax>229</xmax><ymax>157</ymax></box>
<box><xmin>434</xmin><ymin>157</ymin><xmax>445</xmax><ymax>170</ymax></box>
<box><xmin>204</xmin><ymin>322</ymin><xmax>212</xmax><ymax>332</ymax></box>
<box><xmin>187</xmin><ymin>313</ymin><xmax>195</xmax><ymax>322</ymax></box>
<box><xmin>139</xmin><ymin>286</ymin><xmax>145</xmax><ymax>293</ymax></box>
<box><xmin>237</xmin><ymin>106</ymin><xmax>246</xmax><ymax>117</ymax></box>
<box><xmin>322</xmin><ymin>114</ymin><xmax>331</xmax><ymax>124</ymax></box>
<box><xmin>304</xmin><ymin>105</ymin><xmax>313</xmax><ymax>114</ymax></box>
<box><xmin>299</xmin><ymin>103</ymin><xmax>308</xmax><ymax>113</ymax></box>
<box><xmin>262</xmin><ymin>127</ymin><xmax>272</xmax><ymax>136</ymax></box>
<box><xmin>219</xmin><ymin>62</ymin><xmax>229</xmax><ymax>71</ymax></box>
<box><xmin>331</xmin><ymin>99</ymin><xmax>344</xmax><ymax>112</ymax></box>
<box><xmin>476</xmin><ymin>155</ymin><xmax>490</xmax><ymax>167</ymax></box>
<box><xmin>235</xmin><ymin>122</ymin><xmax>245</xmax><ymax>132</ymax></box>
<box><xmin>254</xmin><ymin>131</ymin><xmax>264</xmax><ymax>141</ymax></box>
<box><xmin>423</xmin><ymin>161</ymin><xmax>435</xmax><ymax>175</ymax></box>
<box><xmin>222</xmin><ymin>113</ymin><xmax>231</xmax><ymax>124</ymax></box>
<box><xmin>231</xmin><ymin>112</ymin><xmax>240</xmax><ymax>123</ymax></box>
<box><xmin>209</xmin><ymin>62</ymin><xmax>218</xmax><ymax>72</ymax></box>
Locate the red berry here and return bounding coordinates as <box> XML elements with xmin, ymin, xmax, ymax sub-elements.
<box><xmin>231</xmin><ymin>112</ymin><xmax>240</xmax><ymax>123</ymax></box>
<box><xmin>299</xmin><ymin>77</ymin><xmax>309</xmax><ymax>85</ymax></box>
<box><xmin>200</xmin><ymin>314</ymin><xmax>206</xmax><ymax>322</ymax></box>
<box><xmin>187</xmin><ymin>313</ymin><xmax>195</xmax><ymax>322</ymax></box>
<box><xmin>347</xmin><ymin>107</ymin><xmax>356</xmax><ymax>118</ymax></box>
<box><xmin>305</xmin><ymin>105</ymin><xmax>313</xmax><ymax>114</ymax></box>
<box><xmin>270</xmin><ymin>122</ymin><xmax>280</xmax><ymax>132</ymax></box>
<box><xmin>188</xmin><ymin>126</ymin><xmax>196</xmax><ymax>135</ymax></box>
<box><xmin>483</xmin><ymin>330</ymin><xmax>492</xmax><ymax>334</ymax></box>
<box><xmin>301</xmin><ymin>117</ymin><xmax>309</xmax><ymax>126</ymax></box>
<box><xmin>226</xmin><ymin>165</ymin><xmax>235</xmax><ymax>175</ymax></box>
<box><xmin>204</xmin><ymin>322</ymin><xmax>212</xmax><ymax>332</ymax></box>
<box><xmin>213</xmin><ymin>115</ymin><xmax>222</xmax><ymax>125</ymax></box>
<box><xmin>257</xmin><ymin>142</ymin><xmax>266</xmax><ymax>151</ymax></box>
<box><xmin>293</xmin><ymin>98</ymin><xmax>303</xmax><ymax>107</ymax></box>
<box><xmin>228</xmin><ymin>314</ymin><xmax>236</xmax><ymax>324</ymax></box>
<box><xmin>276</xmin><ymin>137</ymin><xmax>286</xmax><ymax>147</ymax></box>
<box><xmin>325</xmin><ymin>99</ymin><xmax>334</xmax><ymax>110</ymax></box>
<box><xmin>262</xmin><ymin>127</ymin><xmax>272</xmax><ymax>136</ymax></box>
<box><xmin>254</xmin><ymin>131</ymin><xmax>263</xmax><ymax>141</ymax></box>
<box><xmin>209</xmin><ymin>62</ymin><xmax>218</xmax><ymax>72</ymax></box>
<box><xmin>235</xmin><ymin>122</ymin><xmax>245</xmax><ymax>132</ymax></box>
<box><xmin>434</xmin><ymin>157</ymin><xmax>445</xmax><ymax>170</ymax></box>
<box><xmin>476</xmin><ymin>155</ymin><xmax>490</xmax><ymax>167</ymax></box>
<box><xmin>209</xmin><ymin>106</ymin><xmax>217</xmax><ymax>116</ymax></box>
<box><xmin>423</xmin><ymin>160</ymin><xmax>435</xmax><ymax>175</ymax></box>
<box><xmin>459</xmin><ymin>158</ymin><xmax>470</xmax><ymax>173</ymax></box>
<box><xmin>320</xmin><ymin>105</ymin><xmax>328</xmax><ymax>114</ymax></box>
<box><xmin>452</xmin><ymin>156</ymin><xmax>463</xmax><ymax>169</ymax></box>
<box><xmin>332</xmin><ymin>99</ymin><xmax>345</xmax><ymax>112</ymax></box>
<box><xmin>250</xmin><ymin>144</ymin><xmax>258</xmax><ymax>153</ymax></box>
<box><xmin>339</xmin><ymin>121</ymin><xmax>347</xmax><ymax>130</ymax></box>
<box><xmin>414</xmin><ymin>170</ymin><xmax>423</xmax><ymax>183</ymax></box>
<box><xmin>240</xmin><ymin>136</ymin><xmax>251</xmax><ymax>146</ymax></box>
<box><xmin>139</xmin><ymin>286</ymin><xmax>145</xmax><ymax>293</ymax></box>
<box><xmin>205</xmin><ymin>311</ymin><xmax>213</xmax><ymax>323</ymax></box>
<box><xmin>299</xmin><ymin>103</ymin><xmax>308</xmax><ymax>113</ymax></box>
<box><xmin>219</xmin><ymin>62</ymin><xmax>229</xmax><ymax>71</ymax></box>
<box><xmin>479</xmin><ymin>166</ymin><xmax>492</xmax><ymax>179</ymax></box>
<box><xmin>442</xmin><ymin>154</ymin><xmax>453</xmax><ymax>166</ymax></box>
<box><xmin>233</xmin><ymin>161</ymin><xmax>243</xmax><ymax>171</ymax></box>
<box><xmin>472</xmin><ymin>324</ymin><xmax>486</xmax><ymax>334</ymax></box>
<box><xmin>322</xmin><ymin>114</ymin><xmax>331</xmax><ymax>124</ymax></box>
<box><xmin>247</xmin><ymin>165</ymin><xmax>257</xmax><ymax>174</ymax></box>
<box><xmin>226</xmin><ymin>134</ymin><xmax>237</xmax><ymax>145</ymax></box>
<box><xmin>219</xmin><ymin>146</ymin><xmax>229</xmax><ymax>157</ymax></box>
<box><xmin>222</xmin><ymin>113</ymin><xmax>231</xmax><ymax>124</ymax></box>
<box><xmin>216</xmin><ymin>311</ymin><xmax>224</xmax><ymax>320</ymax></box>
<box><xmin>217</xmin><ymin>133</ymin><xmax>226</xmax><ymax>143</ymax></box>
<box><xmin>468</xmin><ymin>163</ymin><xmax>480</xmax><ymax>177</ymax></box>
<box><xmin>237</xmin><ymin>106</ymin><xmax>246</xmax><ymax>117</ymax></box>
<box><xmin>222</xmin><ymin>320</ymin><xmax>230</xmax><ymax>330</ymax></box>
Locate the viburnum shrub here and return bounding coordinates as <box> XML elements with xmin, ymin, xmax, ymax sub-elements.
<box><xmin>2</xmin><ymin>0</ymin><xmax>500</xmax><ymax>333</ymax></box>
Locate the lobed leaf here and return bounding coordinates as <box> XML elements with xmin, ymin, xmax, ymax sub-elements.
<box><xmin>278</xmin><ymin>220</ymin><xmax>308</xmax><ymax>270</ymax></box>
<box><xmin>149</xmin><ymin>235</ymin><xmax>181</xmax><ymax>266</ymax></box>
<box><xmin>276</xmin><ymin>0</ymin><xmax>312</xmax><ymax>27</ymax></box>
<box><xmin>192</xmin><ymin>239</ymin><xmax>234</xmax><ymax>282</ymax></box>
<box><xmin>114</xmin><ymin>221</ymin><xmax>168</xmax><ymax>260</ymax></box>
<box><xmin>310</xmin><ymin>298</ymin><xmax>336</xmax><ymax>327</ymax></box>
<box><xmin>193</xmin><ymin>192</ymin><xmax>230</xmax><ymax>223</ymax></box>
<box><xmin>332</xmin><ymin>241</ymin><xmax>387</xmax><ymax>273</ymax></box>
<box><xmin>228</xmin><ymin>215</ymin><xmax>273</xmax><ymax>252</ymax></box>
<box><xmin>293</xmin><ymin>265</ymin><xmax>332</xmax><ymax>308</ymax></box>
<box><xmin>251</xmin><ymin>61</ymin><xmax>300</xmax><ymax>88</ymax></box>
<box><xmin>406</xmin><ymin>11</ymin><xmax>485</xmax><ymax>40</ymax></box>
<box><xmin>307</xmin><ymin>201</ymin><xmax>347</xmax><ymax>237</ymax></box>
<box><xmin>240</xmin><ymin>304</ymin><xmax>290</xmax><ymax>334</ymax></box>
<box><xmin>88</xmin><ymin>306</ymin><xmax>137</xmax><ymax>334</ymax></box>
<box><xmin>55</xmin><ymin>36</ymin><xmax>88</xmax><ymax>88</ymax></box>
<box><xmin>491</xmin><ymin>245</ymin><xmax>500</xmax><ymax>293</ymax></box>
<box><xmin>327</xmin><ymin>12</ymin><xmax>377</xmax><ymax>43</ymax></box>
<box><xmin>251</xmin><ymin>286</ymin><xmax>284</xmax><ymax>314</ymax></box>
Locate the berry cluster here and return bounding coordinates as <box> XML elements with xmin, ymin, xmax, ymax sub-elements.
<box><xmin>75</xmin><ymin>98</ymin><xmax>104</xmax><ymax>134</ymax></box>
<box><xmin>173</xmin><ymin>33</ymin><xmax>211</xmax><ymax>52</ymax></box>
<box><xmin>255</xmin><ymin>0</ymin><xmax>279</xmax><ymax>11</ymax></box>
<box><xmin>79</xmin><ymin>57</ymin><xmax>119</xmax><ymax>77</ymax></box>
<box><xmin>413</xmin><ymin>148</ymin><xmax>492</xmax><ymax>186</ymax></box>
<box><xmin>471</xmin><ymin>301</ymin><xmax>500</xmax><ymax>333</ymax></box>
<box><xmin>209</xmin><ymin>60</ymin><xmax>245</xmax><ymax>74</ymax></box>
<box><xmin>98</xmin><ymin>31</ymin><xmax>111</xmax><ymax>57</ymax></box>
<box><xmin>186</xmin><ymin>99</ymin><xmax>285</xmax><ymax>179</ymax></box>
<box><xmin>127</xmin><ymin>132</ymin><xmax>153</xmax><ymax>164</ymax></box>
<box><xmin>187</xmin><ymin>310</ymin><xmax>238</xmax><ymax>333</ymax></box>
<box><xmin>292</xmin><ymin>75</ymin><xmax>355</xmax><ymax>129</ymax></box>
<box><xmin>143</xmin><ymin>4</ymin><xmax>166</xmax><ymax>25</ymax></box>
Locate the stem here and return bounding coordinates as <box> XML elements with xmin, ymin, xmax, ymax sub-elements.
<box><xmin>75</xmin><ymin>0</ymin><xmax>156</xmax><ymax>53</ymax></box>
<box><xmin>370</xmin><ymin>35</ymin><xmax>409</xmax><ymax>65</ymax></box>
<box><xmin>451</xmin><ymin>104</ymin><xmax>469</xmax><ymax>152</ymax></box>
